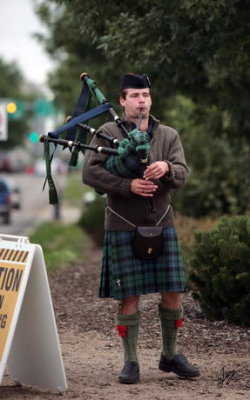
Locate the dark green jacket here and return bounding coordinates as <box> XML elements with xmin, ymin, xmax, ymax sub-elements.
<box><xmin>82</xmin><ymin>116</ymin><xmax>189</xmax><ymax>231</ymax></box>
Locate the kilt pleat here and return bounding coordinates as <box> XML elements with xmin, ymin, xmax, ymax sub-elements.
<box><xmin>99</xmin><ymin>226</ymin><xmax>187</xmax><ymax>300</ymax></box>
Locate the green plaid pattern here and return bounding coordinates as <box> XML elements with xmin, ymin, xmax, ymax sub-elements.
<box><xmin>99</xmin><ymin>226</ymin><xmax>187</xmax><ymax>300</ymax></box>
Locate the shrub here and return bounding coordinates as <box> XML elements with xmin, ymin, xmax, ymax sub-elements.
<box><xmin>189</xmin><ymin>215</ymin><xmax>250</xmax><ymax>326</ymax></box>
<box><xmin>173</xmin><ymin>134</ymin><xmax>250</xmax><ymax>218</ymax></box>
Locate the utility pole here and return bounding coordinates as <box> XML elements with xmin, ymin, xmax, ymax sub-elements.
<box><xmin>0</xmin><ymin>102</ymin><xmax>8</xmax><ymax>141</ymax></box>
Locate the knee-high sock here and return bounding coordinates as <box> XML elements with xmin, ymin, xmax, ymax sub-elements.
<box><xmin>158</xmin><ymin>304</ymin><xmax>183</xmax><ymax>360</ymax></box>
<box><xmin>116</xmin><ymin>311</ymin><xmax>141</xmax><ymax>363</ymax></box>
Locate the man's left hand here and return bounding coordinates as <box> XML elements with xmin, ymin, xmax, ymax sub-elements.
<box><xmin>143</xmin><ymin>161</ymin><xmax>169</xmax><ymax>180</ymax></box>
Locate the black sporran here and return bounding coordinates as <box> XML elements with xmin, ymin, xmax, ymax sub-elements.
<box><xmin>133</xmin><ymin>226</ymin><xmax>163</xmax><ymax>260</ymax></box>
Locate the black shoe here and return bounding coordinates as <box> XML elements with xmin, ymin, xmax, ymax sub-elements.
<box><xmin>119</xmin><ymin>361</ymin><xmax>140</xmax><ymax>384</ymax></box>
<box><xmin>159</xmin><ymin>353</ymin><xmax>200</xmax><ymax>379</ymax></box>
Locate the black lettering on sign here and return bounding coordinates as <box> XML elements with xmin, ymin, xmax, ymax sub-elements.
<box><xmin>12</xmin><ymin>269</ymin><xmax>23</xmax><ymax>291</ymax></box>
<box><xmin>5</xmin><ymin>268</ymin><xmax>15</xmax><ymax>290</ymax></box>
<box><xmin>0</xmin><ymin>267</ymin><xmax>7</xmax><ymax>290</ymax></box>
<box><xmin>0</xmin><ymin>314</ymin><xmax>7</xmax><ymax>329</ymax></box>
<box><xmin>0</xmin><ymin>294</ymin><xmax>4</xmax><ymax>308</ymax></box>
<box><xmin>0</xmin><ymin>267</ymin><xmax>23</xmax><ymax>291</ymax></box>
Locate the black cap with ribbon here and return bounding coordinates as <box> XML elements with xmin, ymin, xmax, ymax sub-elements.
<box><xmin>120</xmin><ymin>73</ymin><xmax>151</xmax><ymax>90</ymax></box>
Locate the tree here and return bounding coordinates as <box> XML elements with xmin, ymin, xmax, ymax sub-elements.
<box><xmin>0</xmin><ymin>58</ymin><xmax>30</xmax><ymax>148</ymax></box>
<box><xmin>35</xmin><ymin>0</ymin><xmax>250</xmax><ymax>132</ymax></box>
<box><xmin>165</xmin><ymin>95</ymin><xmax>250</xmax><ymax>217</ymax></box>
<box><xmin>35</xmin><ymin>0</ymin><xmax>250</xmax><ymax>215</ymax></box>
<box><xmin>34</xmin><ymin>1</ymin><xmax>130</xmax><ymax>113</ymax></box>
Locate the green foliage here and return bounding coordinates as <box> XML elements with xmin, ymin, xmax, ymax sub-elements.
<box><xmin>189</xmin><ymin>216</ymin><xmax>250</xmax><ymax>326</ymax></box>
<box><xmin>0</xmin><ymin>59</ymin><xmax>23</xmax><ymax>98</ymax></box>
<box><xmin>34</xmin><ymin>1</ymin><xmax>130</xmax><ymax>115</ymax></box>
<box><xmin>30</xmin><ymin>221</ymin><xmax>86</xmax><ymax>273</ymax></box>
<box><xmin>35</xmin><ymin>0</ymin><xmax>250</xmax><ymax>129</ymax></box>
<box><xmin>168</xmin><ymin>95</ymin><xmax>250</xmax><ymax>217</ymax></box>
<box><xmin>96</xmin><ymin>0</ymin><xmax>250</xmax><ymax>133</ymax></box>
<box><xmin>180</xmin><ymin>135</ymin><xmax>249</xmax><ymax>217</ymax></box>
<box><xmin>0</xmin><ymin>58</ymin><xmax>30</xmax><ymax>148</ymax></box>
<box><xmin>34</xmin><ymin>0</ymin><xmax>250</xmax><ymax>217</ymax></box>
<box><xmin>78</xmin><ymin>193</ymin><xmax>105</xmax><ymax>246</ymax></box>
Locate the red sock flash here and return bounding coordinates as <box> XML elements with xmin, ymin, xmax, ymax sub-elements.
<box><xmin>175</xmin><ymin>318</ymin><xmax>184</xmax><ymax>328</ymax></box>
<box><xmin>116</xmin><ymin>325</ymin><xmax>128</xmax><ymax>338</ymax></box>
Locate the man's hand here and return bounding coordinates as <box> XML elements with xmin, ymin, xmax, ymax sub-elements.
<box><xmin>143</xmin><ymin>161</ymin><xmax>169</xmax><ymax>181</ymax></box>
<box><xmin>130</xmin><ymin>179</ymin><xmax>158</xmax><ymax>197</ymax></box>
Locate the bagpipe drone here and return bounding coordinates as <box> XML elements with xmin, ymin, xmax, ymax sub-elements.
<box><xmin>40</xmin><ymin>73</ymin><xmax>151</xmax><ymax>204</ymax></box>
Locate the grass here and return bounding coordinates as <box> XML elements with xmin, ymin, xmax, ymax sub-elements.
<box><xmin>30</xmin><ymin>221</ymin><xmax>87</xmax><ymax>274</ymax></box>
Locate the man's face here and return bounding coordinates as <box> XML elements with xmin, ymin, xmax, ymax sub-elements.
<box><xmin>120</xmin><ymin>88</ymin><xmax>152</xmax><ymax>121</ymax></box>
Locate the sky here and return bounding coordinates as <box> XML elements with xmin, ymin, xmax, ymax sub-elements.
<box><xmin>0</xmin><ymin>0</ymin><xmax>54</xmax><ymax>87</ymax></box>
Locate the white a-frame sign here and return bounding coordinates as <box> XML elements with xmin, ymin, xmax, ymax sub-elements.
<box><xmin>0</xmin><ymin>234</ymin><xmax>67</xmax><ymax>393</ymax></box>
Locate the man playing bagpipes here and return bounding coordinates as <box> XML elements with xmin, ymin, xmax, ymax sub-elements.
<box><xmin>82</xmin><ymin>73</ymin><xmax>200</xmax><ymax>384</ymax></box>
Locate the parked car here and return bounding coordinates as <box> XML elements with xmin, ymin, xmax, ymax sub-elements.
<box><xmin>0</xmin><ymin>178</ymin><xmax>12</xmax><ymax>224</ymax></box>
<box><xmin>0</xmin><ymin>153</ymin><xmax>25</xmax><ymax>173</ymax></box>
<box><xmin>4</xmin><ymin>178</ymin><xmax>22</xmax><ymax>209</ymax></box>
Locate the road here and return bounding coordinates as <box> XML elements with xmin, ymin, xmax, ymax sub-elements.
<box><xmin>0</xmin><ymin>173</ymin><xmax>64</xmax><ymax>237</ymax></box>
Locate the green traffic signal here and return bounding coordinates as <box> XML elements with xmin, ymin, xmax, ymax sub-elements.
<box><xmin>29</xmin><ymin>132</ymin><xmax>40</xmax><ymax>143</ymax></box>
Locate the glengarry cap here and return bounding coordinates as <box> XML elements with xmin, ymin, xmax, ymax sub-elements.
<box><xmin>120</xmin><ymin>73</ymin><xmax>151</xmax><ymax>90</ymax></box>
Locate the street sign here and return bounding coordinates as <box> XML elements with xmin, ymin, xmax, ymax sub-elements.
<box><xmin>0</xmin><ymin>234</ymin><xmax>67</xmax><ymax>393</ymax></box>
<box><xmin>34</xmin><ymin>99</ymin><xmax>55</xmax><ymax>117</ymax></box>
<box><xmin>0</xmin><ymin>103</ymin><xmax>7</xmax><ymax>141</ymax></box>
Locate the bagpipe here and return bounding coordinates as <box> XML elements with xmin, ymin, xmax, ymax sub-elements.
<box><xmin>40</xmin><ymin>73</ymin><xmax>151</xmax><ymax>204</ymax></box>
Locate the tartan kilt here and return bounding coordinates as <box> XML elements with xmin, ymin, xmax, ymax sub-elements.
<box><xmin>99</xmin><ymin>226</ymin><xmax>187</xmax><ymax>300</ymax></box>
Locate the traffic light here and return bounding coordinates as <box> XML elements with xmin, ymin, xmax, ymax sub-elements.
<box><xmin>29</xmin><ymin>132</ymin><xmax>40</xmax><ymax>143</ymax></box>
<box><xmin>6</xmin><ymin>102</ymin><xmax>17</xmax><ymax>114</ymax></box>
<box><xmin>6</xmin><ymin>100</ymin><xmax>25</xmax><ymax>120</ymax></box>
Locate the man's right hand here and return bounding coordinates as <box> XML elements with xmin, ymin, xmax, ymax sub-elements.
<box><xmin>130</xmin><ymin>178</ymin><xmax>158</xmax><ymax>197</ymax></box>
